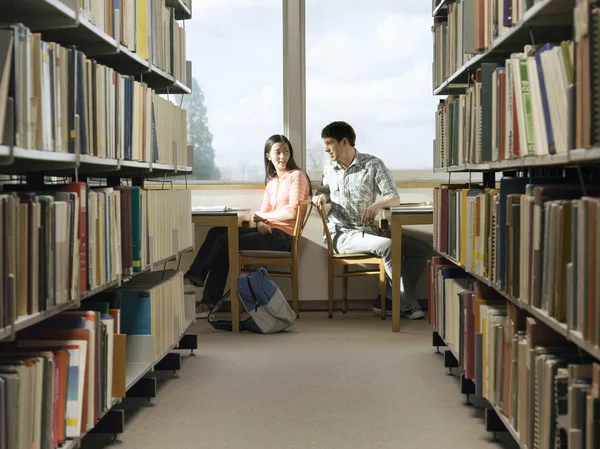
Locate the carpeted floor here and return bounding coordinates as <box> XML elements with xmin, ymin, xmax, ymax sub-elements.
<box><xmin>82</xmin><ymin>312</ymin><xmax>519</xmax><ymax>449</ymax></box>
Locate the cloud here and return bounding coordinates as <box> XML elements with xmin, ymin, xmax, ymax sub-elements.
<box><xmin>188</xmin><ymin>2</ymin><xmax>438</xmax><ymax>172</ymax></box>
<box><xmin>304</xmin><ymin>12</ymin><xmax>438</xmax><ymax>169</ymax></box>
<box><xmin>208</xmin><ymin>84</ymin><xmax>283</xmax><ymax>168</ymax></box>
<box><xmin>306</xmin><ymin>13</ymin><xmax>432</xmax><ymax>82</ymax></box>
<box><xmin>190</xmin><ymin>0</ymin><xmax>279</xmax><ymax>22</ymax></box>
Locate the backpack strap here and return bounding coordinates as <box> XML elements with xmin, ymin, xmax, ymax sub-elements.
<box><xmin>246</xmin><ymin>277</ymin><xmax>260</xmax><ymax>311</ymax></box>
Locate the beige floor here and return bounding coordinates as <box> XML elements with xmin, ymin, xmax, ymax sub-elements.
<box><xmin>82</xmin><ymin>312</ymin><xmax>519</xmax><ymax>449</ymax></box>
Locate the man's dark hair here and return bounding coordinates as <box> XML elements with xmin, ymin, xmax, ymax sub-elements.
<box><xmin>321</xmin><ymin>121</ymin><xmax>356</xmax><ymax>147</ymax></box>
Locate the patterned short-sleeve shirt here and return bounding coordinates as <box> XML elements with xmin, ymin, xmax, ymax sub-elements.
<box><xmin>316</xmin><ymin>149</ymin><xmax>399</xmax><ymax>238</ymax></box>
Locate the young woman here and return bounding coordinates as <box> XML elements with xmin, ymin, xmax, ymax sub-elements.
<box><xmin>184</xmin><ymin>134</ymin><xmax>312</xmax><ymax>311</ymax></box>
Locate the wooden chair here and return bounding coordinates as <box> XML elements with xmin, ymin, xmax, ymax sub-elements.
<box><xmin>239</xmin><ymin>200</ymin><xmax>313</xmax><ymax>317</ymax></box>
<box><xmin>316</xmin><ymin>205</ymin><xmax>387</xmax><ymax>319</ymax></box>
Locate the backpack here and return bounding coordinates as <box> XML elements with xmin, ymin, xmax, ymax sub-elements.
<box><xmin>208</xmin><ymin>266</ymin><xmax>296</xmax><ymax>333</ymax></box>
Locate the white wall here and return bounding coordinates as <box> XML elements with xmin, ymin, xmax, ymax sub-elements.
<box><xmin>177</xmin><ymin>188</ymin><xmax>434</xmax><ymax>305</ymax></box>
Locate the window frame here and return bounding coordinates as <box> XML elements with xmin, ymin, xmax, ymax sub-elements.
<box><xmin>178</xmin><ymin>0</ymin><xmax>446</xmax><ymax>186</ymax></box>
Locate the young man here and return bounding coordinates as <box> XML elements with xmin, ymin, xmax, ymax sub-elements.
<box><xmin>313</xmin><ymin>121</ymin><xmax>428</xmax><ymax>319</ymax></box>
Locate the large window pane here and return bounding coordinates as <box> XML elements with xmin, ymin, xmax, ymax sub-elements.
<box><xmin>305</xmin><ymin>0</ymin><xmax>439</xmax><ymax>180</ymax></box>
<box><xmin>182</xmin><ymin>0</ymin><xmax>283</xmax><ymax>182</ymax></box>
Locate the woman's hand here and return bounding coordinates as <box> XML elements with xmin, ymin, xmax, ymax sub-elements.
<box><xmin>257</xmin><ymin>221</ymin><xmax>272</xmax><ymax>235</ymax></box>
<box><xmin>253</xmin><ymin>213</ymin><xmax>267</xmax><ymax>223</ymax></box>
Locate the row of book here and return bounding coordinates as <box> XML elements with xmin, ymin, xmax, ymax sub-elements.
<box><xmin>430</xmin><ymin>271</ymin><xmax>600</xmax><ymax>449</ymax></box>
<box><xmin>0</xmin><ymin>24</ymin><xmax>189</xmax><ymax>166</ymax></box>
<box><xmin>150</xmin><ymin>0</ymin><xmax>187</xmax><ymax>82</ymax></box>
<box><xmin>146</xmin><ymin>189</ymin><xmax>192</xmax><ymax>263</ymax></box>
<box><xmin>433</xmin><ymin>42</ymin><xmax>573</xmax><ymax>168</ymax></box>
<box><xmin>0</xmin><ymin>306</ymin><xmax>122</xmax><ymax>448</ymax></box>
<box><xmin>0</xmin><ymin>269</ymin><xmax>187</xmax><ymax>449</ymax></box>
<box><xmin>0</xmin><ymin>182</ymin><xmax>193</xmax><ymax>331</ymax></box>
<box><xmin>0</xmin><ymin>189</ymin><xmax>78</xmax><ymax>329</ymax></box>
<box><xmin>117</xmin><ymin>270</ymin><xmax>186</xmax><ymax>361</ymax></box>
<box><xmin>122</xmin><ymin>0</ymin><xmax>187</xmax><ymax>77</ymax></box>
<box><xmin>9</xmin><ymin>0</ymin><xmax>189</xmax><ymax>80</ymax></box>
<box><xmin>432</xmin><ymin>0</ymin><xmax>556</xmax><ymax>90</ymax></box>
<box><xmin>433</xmin><ymin>177</ymin><xmax>600</xmax><ymax>350</ymax></box>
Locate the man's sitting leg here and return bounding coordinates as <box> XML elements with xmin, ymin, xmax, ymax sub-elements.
<box><xmin>335</xmin><ymin>231</ymin><xmax>424</xmax><ymax>319</ymax></box>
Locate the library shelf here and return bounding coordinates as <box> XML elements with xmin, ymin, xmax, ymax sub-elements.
<box><xmin>172</xmin><ymin>78</ymin><xmax>193</xmax><ymax>95</ymax></box>
<box><xmin>80</xmin><ymin>278</ymin><xmax>123</xmax><ymax>301</ymax></box>
<box><xmin>0</xmin><ymin>245</ymin><xmax>194</xmax><ymax>343</ymax></box>
<box><xmin>77</xmin><ymin>155</ymin><xmax>121</xmax><ymax>174</ymax></box>
<box><xmin>432</xmin><ymin>149</ymin><xmax>600</xmax><ymax>173</ymax></box>
<box><xmin>490</xmin><ymin>402</ymin><xmax>522</xmax><ymax>448</ymax></box>
<box><xmin>13</xmin><ymin>147</ymin><xmax>77</xmax><ymax>163</ymax></box>
<box><xmin>57</xmin><ymin>398</ymin><xmax>123</xmax><ymax>449</ymax></box>
<box><xmin>432</xmin><ymin>0</ymin><xmax>449</xmax><ymax>17</ymax></box>
<box><xmin>0</xmin><ymin>327</ymin><xmax>11</xmax><ymax>341</ymax></box>
<box><xmin>0</xmin><ymin>149</ymin><xmax>191</xmax><ymax>177</ymax></box>
<box><xmin>94</xmin><ymin>45</ymin><xmax>152</xmax><ymax>80</ymax></box>
<box><xmin>126</xmin><ymin>317</ymin><xmax>196</xmax><ymax>390</ymax></box>
<box><xmin>150</xmin><ymin>245</ymin><xmax>194</xmax><ymax>270</ymax></box>
<box><xmin>0</xmin><ymin>0</ymin><xmax>76</xmax><ymax>30</ymax></box>
<box><xmin>125</xmin><ymin>362</ymin><xmax>151</xmax><ymax>391</ymax></box>
<box><xmin>166</xmin><ymin>0</ymin><xmax>192</xmax><ymax>20</ymax></box>
<box><xmin>433</xmin><ymin>248</ymin><xmax>600</xmax><ymax>360</ymax></box>
<box><xmin>432</xmin><ymin>0</ymin><xmax>574</xmax><ymax>96</ymax></box>
<box><xmin>0</xmin><ymin>0</ymin><xmax>190</xmax><ymax>92</ymax></box>
<box><xmin>433</xmin><ymin>328</ymin><xmax>524</xmax><ymax>447</ymax></box>
<box><xmin>79</xmin><ymin>155</ymin><xmax>120</xmax><ymax>167</ymax></box>
<box><xmin>13</xmin><ymin>299</ymin><xmax>80</xmax><ymax>334</ymax></box>
<box><xmin>58</xmin><ymin>438</ymin><xmax>78</xmax><ymax>449</ymax></box>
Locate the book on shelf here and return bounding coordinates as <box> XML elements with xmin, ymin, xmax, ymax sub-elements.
<box><xmin>115</xmin><ymin>270</ymin><xmax>186</xmax><ymax>361</ymax></box>
<box><xmin>0</xmin><ymin>23</ymin><xmax>189</xmax><ymax>167</ymax></box>
<box><xmin>431</xmin><ymin>276</ymin><xmax>600</xmax><ymax>448</ymax></box>
<box><xmin>433</xmin><ymin>43</ymin><xmax>574</xmax><ymax>168</ymax></box>
<box><xmin>433</xmin><ymin>177</ymin><xmax>600</xmax><ymax>350</ymax></box>
<box><xmin>0</xmin><ymin>185</ymin><xmax>192</xmax><ymax>334</ymax></box>
<box><xmin>0</xmin><ymin>269</ymin><xmax>191</xmax><ymax>449</ymax></box>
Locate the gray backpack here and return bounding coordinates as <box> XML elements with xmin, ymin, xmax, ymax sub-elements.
<box><xmin>208</xmin><ymin>266</ymin><xmax>296</xmax><ymax>333</ymax></box>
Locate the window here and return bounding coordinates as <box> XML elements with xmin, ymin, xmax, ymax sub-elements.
<box><xmin>305</xmin><ymin>0</ymin><xmax>440</xmax><ymax>181</ymax></box>
<box><xmin>182</xmin><ymin>0</ymin><xmax>283</xmax><ymax>182</ymax></box>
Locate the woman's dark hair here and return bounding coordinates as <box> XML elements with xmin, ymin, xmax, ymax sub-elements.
<box><xmin>264</xmin><ymin>134</ymin><xmax>312</xmax><ymax>196</ymax></box>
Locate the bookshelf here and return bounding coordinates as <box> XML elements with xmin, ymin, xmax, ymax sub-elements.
<box><xmin>430</xmin><ymin>0</ymin><xmax>600</xmax><ymax>446</ymax></box>
<box><xmin>0</xmin><ymin>0</ymin><xmax>198</xmax><ymax>448</ymax></box>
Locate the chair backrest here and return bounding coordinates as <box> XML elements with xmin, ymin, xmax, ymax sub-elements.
<box><xmin>290</xmin><ymin>200</ymin><xmax>314</xmax><ymax>256</ymax></box>
<box><xmin>316</xmin><ymin>205</ymin><xmax>335</xmax><ymax>257</ymax></box>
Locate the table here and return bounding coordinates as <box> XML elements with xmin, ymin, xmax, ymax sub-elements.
<box><xmin>380</xmin><ymin>205</ymin><xmax>434</xmax><ymax>332</ymax></box>
<box><xmin>191</xmin><ymin>209</ymin><xmax>252</xmax><ymax>333</ymax></box>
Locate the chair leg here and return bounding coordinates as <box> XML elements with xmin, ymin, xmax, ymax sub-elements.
<box><xmin>328</xmin><ymin>261</ymin><xmax>334</xmax><ymax>319</ymax></box>
<box><xmin>291</xmin><ymin>262</ymin><xmax>299</xmax><ymax>318</ymax></box>
<box><xmin>342</xmin><ymin>265</ymin><xmax>348</xmax><ymax>314</ymax></box>
<box><xmin>379</xmin><ymin>260</ymin><xmax>387</xmax><ymax>320</ymax></box>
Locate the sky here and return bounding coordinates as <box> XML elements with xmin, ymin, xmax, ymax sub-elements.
<box><xmin>185</xmin><ymin>0</ymin><xmax>439</xmax><ymax>180</ymax></box>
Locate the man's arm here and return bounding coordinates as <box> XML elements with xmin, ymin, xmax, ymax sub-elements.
<box><xmin>313</xmin><ymin>172</ymin><xmax>331</xmax><ymax>207</ymax></box>
<box><xmin>361</xmin><ymin>159</ymin><xmax>400</xmax><ymax>222</ymax></box>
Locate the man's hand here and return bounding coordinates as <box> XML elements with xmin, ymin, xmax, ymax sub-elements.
<box><xmin>361</xmin><ymin>203</ymin><xmax>383</xmax><ymax>224</ymax></box>
<box><xmin>312</xmin><ymin>194</ymin><xmax>326</xmax><ymax>208</ymax></box>
<box><xmin>257</xmin><ymin>221</ymin><xmax>272</xmax><ymax>235</ymax></box>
